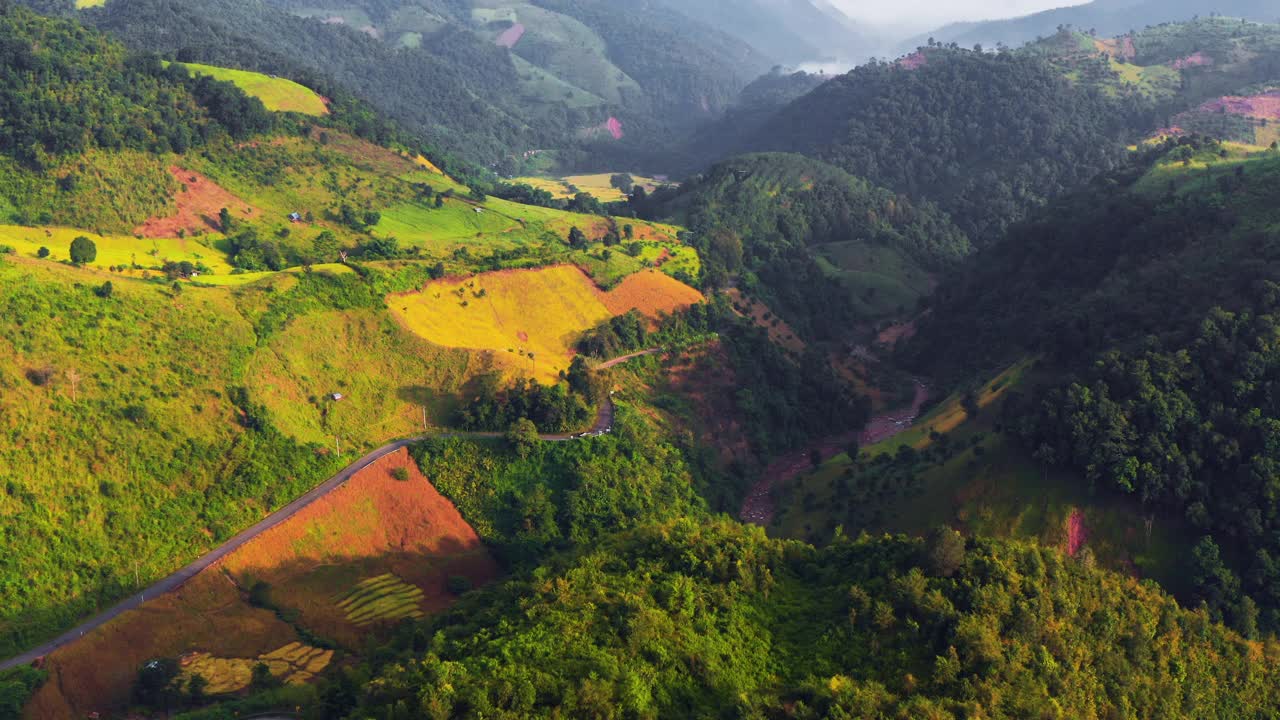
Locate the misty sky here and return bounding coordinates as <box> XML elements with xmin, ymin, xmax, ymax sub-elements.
<box><xmin>833</xmin><ymin>0</ymin><xmax>1091</xmax><ymax>30</ymax></box>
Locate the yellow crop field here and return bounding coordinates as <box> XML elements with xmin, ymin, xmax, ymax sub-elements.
<box><xmin>178</xmin><ymin>642</ymin><xmax>334</xmax><ymax>694</ymax></box>
<box><xmin>511</xmin><ymin>173</ymin><xmax>669</xmax><ymax>202</ymax></box>
<box><xmin>173</xmin><ymin>62</ymin><xmax>329</xmax><ymax>116</ymax></box>
<box><xmin>0</xmin><ymin>225</ymin><xmax>235</xmax><ymax>275</ymax></box>
<box><xmin>390</xmin><ymin>265</ymin><xmax>614</xmax><ymax>381</ymax></box>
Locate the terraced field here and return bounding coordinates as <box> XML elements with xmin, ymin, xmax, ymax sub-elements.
<box><xmin>178</xmin><ymin>642</ymin><xmax>334</xmax><ymax>693</ymax></box>
<box><xmin>336</xmin><ymin>574</ymin><xmax>425</xmax><ymax>626</ymax></box>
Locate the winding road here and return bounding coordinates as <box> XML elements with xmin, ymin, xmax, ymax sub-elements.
<box><xmin>0</xmin><ymin>387</ymin><xmax>630</xmax><ymax>672</ymax></box>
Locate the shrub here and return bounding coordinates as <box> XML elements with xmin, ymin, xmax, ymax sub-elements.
<box><xmin>36</xmin><ymin>247</ymin><xmax>49</xmax><ymax>258</ymax></box>
<box><xmin>447</xmin><ymin>575</ymin><xmax>473</xmax><ymax>595</ymax></box>
<box><xmin>25</xmin><ymin>367</ymin><xmax>55</xmax><ymax>386</ymax></box>
<box><xmin>389</xmin><ymin>467</ymin><xmax>410</xmax><ymax>482</ymax></box>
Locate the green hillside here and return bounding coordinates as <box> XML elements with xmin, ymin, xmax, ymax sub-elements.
<box><xmin>734</xmin><ymin>48</ymin><xmax>1138</xmax><ymax>244</ymax></box>
<box><xmin>0</xmin><ymin>4</ymin><xmax>702</xmax><ymax>667</ymax></box>
<box><xmin>651</xmin><ymin>153</ymin><xmax>970</xmax><ymax>340</ymax></box>
<box><xmin>350</xmin><ymin>518</ymin><xmax>1280</xmax><ymax>719</ymax></box>
<box><xmin>908</xmin><ymin>137</ymin><xmax>1280</xmax><ymax>635</ymax></box>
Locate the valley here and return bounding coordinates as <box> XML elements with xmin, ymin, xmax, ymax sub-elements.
<box><xmin>4</xmin><ymin>1</ymin><xmax>1280</xmax><ymax>718</ymax></box>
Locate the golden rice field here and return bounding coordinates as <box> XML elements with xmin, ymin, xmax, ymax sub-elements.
<box><xmin>178</xmin><ymin>642</ymin><xmax>333</xmax><ymax>694</ymax></box>
<box><xmin>390</xmin><ymin>264</ymin><xmax>703</xmax><ymax>381</ymax></box>
<box><xmin>336</xmin><ymin>573</ymin><xmax>425</xmax><ymax>626</ymax></box>
<box><xmin>511</xmin><ymin>173</ymin><xmax>668</xmax><ymax>202</ymax></box>
<box><xmin>390</xmin><ymin>264</ymin><xmax>615</xmax><ymax>381</ymax></box>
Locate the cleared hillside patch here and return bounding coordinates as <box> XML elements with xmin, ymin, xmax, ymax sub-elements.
<box><xmin>390</xmin><ymin>265</ymin><xmax>613</xmax><ymax>381</ymax></box>
<box><xmin>24</xmin><ymin>449</ymin><xmax>497</xmax><ymax>717</ymax></box>
<box><xmin>135</xmin><ymin>165</ymin><xmax>258</xmax><ymax>238</ymax></box>
<box><xmin>602</xmin><ymin>269</ymin><xmax>703</xmax><ymax>319</ymax></box>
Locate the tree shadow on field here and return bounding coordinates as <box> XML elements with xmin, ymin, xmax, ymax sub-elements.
<box><xmin>397</xmin><ymin>385</ymin><xmax>457</xmax><ymax>423</ymax></box>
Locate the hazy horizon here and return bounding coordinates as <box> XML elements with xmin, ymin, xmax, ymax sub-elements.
<box><xmin>832</xmin><ymin>0</ymin><xmax>1092</xmax><ymax>32</ymax></box>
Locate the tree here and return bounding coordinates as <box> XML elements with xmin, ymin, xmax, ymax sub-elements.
<box><xmin>610</xmin><ymin>173</ymin><xmax>635</xmax><ymax>194</ymax></box>
<box><xmin>507</xmin><ymin>417</ymin><xmax>541</xmax><ymax>458</ymax></box>
<box><xmin>250</xmin><ymin>662</ymin><xmax>280</xmax><ymax>691</ymax></box>
<box><xmin>924</xmin><ymin>526</ymin><xmax>966</xmax><ymax>578</ymax></box>
<box><xmin>36</xmin><ymin>246</ymin><xmax>49</xmax><ymax>258</ymax></box>
<box><xmin>134</xmin><ymin>658</ymin><xmax>180</xmax><ymax>709</ymax></box>
<box><xmin>218</xmin><ymin>207</ymin><xmax>232</xmax><ymax>232</ymax></box>
<box><xmin>429</xmin><ymin>261</ymin><xmax>446</xmax><ymax>280</ymax></box>
<box><xmin>186</xmin><ymin>673</ymin><xmax>207</xmax><ymax>704</ymax></box>
<box><xmin>568</xmin><ymin>226</ymin><xmax>588</xmax><ymax>250</ymax></box>
<box><xmin>623</xmin><ymin>224</ymin><xmax>634</xmax><ymax>240</ymax></box>
<box><xmin>94</xmin><ymin>281</ymin><xmax>113</xmax><ymax>298</ymax></box>
<box><xmin>69</xmin><ymin>236</ymin><xmax>96</xmax><ymax>264</ymax></box>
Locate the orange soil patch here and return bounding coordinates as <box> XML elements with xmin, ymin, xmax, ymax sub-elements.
<box><xmin>664</xmin><ymin>340</ymin><xmax>752</xmax><ymax>466</ymax></box>
<box><xmin>308</xmin><ymin>127</ymin><xmax>419</xmax><ymax>176</ymax></box>
<box><xmin>726</xmin><ymin>288</ymin><xmax>805</xmax><ymax>353</ymax></box>
<box><xmin>25</xmin><ymin>571</ymin><xmax>295</xmax><ymax>719</ymax></box>
<box><xmin>134</xmin><ymin>166</ymin><xmax>258</xmax><ymax>238</ymax></box>
<box><xmin>876</xmin><ymin>319</ymin><xmax>919</xmax><ymax>347</ymax></box>
<box><xmin>224</xmin><ymin>448</ymin><xmax>499</xmax><ymax>644</ymax></box>
<box><xmin>602</xmin><ymin>269</ymin><xmax>704</xmax><ymax>321</ymax></box>
<box><xmin>23</xmin><ymin>449</ymin><xmax>497</xmax><ymax>719</ymax></box>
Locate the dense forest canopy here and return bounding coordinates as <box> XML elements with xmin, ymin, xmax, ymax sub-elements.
<box><xmin>651</xmin><ymin>153</ymin><xmax>970</xmax><ymax>338</ymax></box>
<box><xmin>736</xmin><ymin>48</ymin><xmax>1143</xmax><ymax>244</ymax></box>
<box><xmin>909</xmin><ymin>139</ymin><xmax>1280</xmax><ymax>634</ymax></box>
<box><xmin>0</xmin><ymin>2</ymin><xmax>272</xmax><ymax>166</ymax></box>
<box><xmin>349</xmin><ymin>518</ymin><xmax>1280</xmax><ymax>719</ymax></box>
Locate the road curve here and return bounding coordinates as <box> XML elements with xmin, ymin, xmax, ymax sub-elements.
<box><xmin>0</xmin><ymin>394</ymin><xmax>622</xmax><ymax>672</ymax></box>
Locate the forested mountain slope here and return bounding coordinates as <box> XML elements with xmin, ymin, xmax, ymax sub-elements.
<box><xmin>718</xmin><ymin>49</ymin><xmax>1142</xmax><ymax>244</ymax></box>
<box><xmin>650</xmin><ymin>153</ymin><xmax>969</xmax><ymax>337</ymax></box>
<box><xmin>908</xmin><ymin>137</ymin><xmax>1280</xmax><ymax>635</ymax></box>
<box><xmin>66</xmin><ymin>0</ymin><xmax>771</xmax><ymax>169</ymax></box>
<box><xmin>651</xmin><ymin>0</ymin><xmax>869</xmax><ymax>63</ymax></box>
<box><xmin>913</xmin><ymin>0</ymin><xmax>1280</xmax><ymax>53</ymax></box>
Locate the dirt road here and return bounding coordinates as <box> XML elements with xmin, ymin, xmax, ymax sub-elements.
<box><xmin>739</xmin><ymin>380</ymin><xmax>930</xmax><ymax>526</ymax></box>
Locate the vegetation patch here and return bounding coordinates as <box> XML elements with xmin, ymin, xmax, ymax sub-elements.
<box><xmin>389</xmin><ymin>264</ymin><xmax>699</xmax><ymax>381</ymax></box>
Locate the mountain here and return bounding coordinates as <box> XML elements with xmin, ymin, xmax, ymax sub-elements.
<box><xmin>650</xmin><ymin>153</ymin><xmax>970</xmax><ymax>337</ymax></box>
<box><xmin>59</xmin><ymin>0</ymin><xmax>771</xmax><ymax>171</ymax></box>
<box><xmin>907</xmin><ymin>137</ymin><xmax>1280</xmax><ymax>634</ymax></box>
<box><xmin>651</xmin><ymin>0</ymin><xmax>872</xmax><ymax>63</ymax></box>
<box><xmin>722</xmin><ymin>48</ymin><xmax>1141</xmax><ymax>244</ymax></box>
<box><xmin>911</xmin><ymin>0</ymin><xmax>1280</xmax><ymax>53</ymax></box>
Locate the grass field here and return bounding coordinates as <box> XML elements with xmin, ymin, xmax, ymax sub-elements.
<box><xmin>172</xmin><ymin>63</ymin><xmax>328</xmax><ymax>115</ymax></box>
<box><xmin>0</xmin><ymin>224</ymin><xmax>235</xmax><ymax>275</ymax></box>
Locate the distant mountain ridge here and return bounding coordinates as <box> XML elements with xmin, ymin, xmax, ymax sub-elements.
<box><xmin>653</xmin><ymin>0</ymin><xmax>872</xmax><ymax>63</ymax></box>
<box><xmin>909</xmin><ymin>0</ymin><xmax>1280</xmax><ymax>53</ymax></box>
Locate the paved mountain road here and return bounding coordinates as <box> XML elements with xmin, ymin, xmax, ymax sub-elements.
<box><xmin>0</xmin><ymin>388</ymin><xmax>627</xmax><ymax>672</ymax></box>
